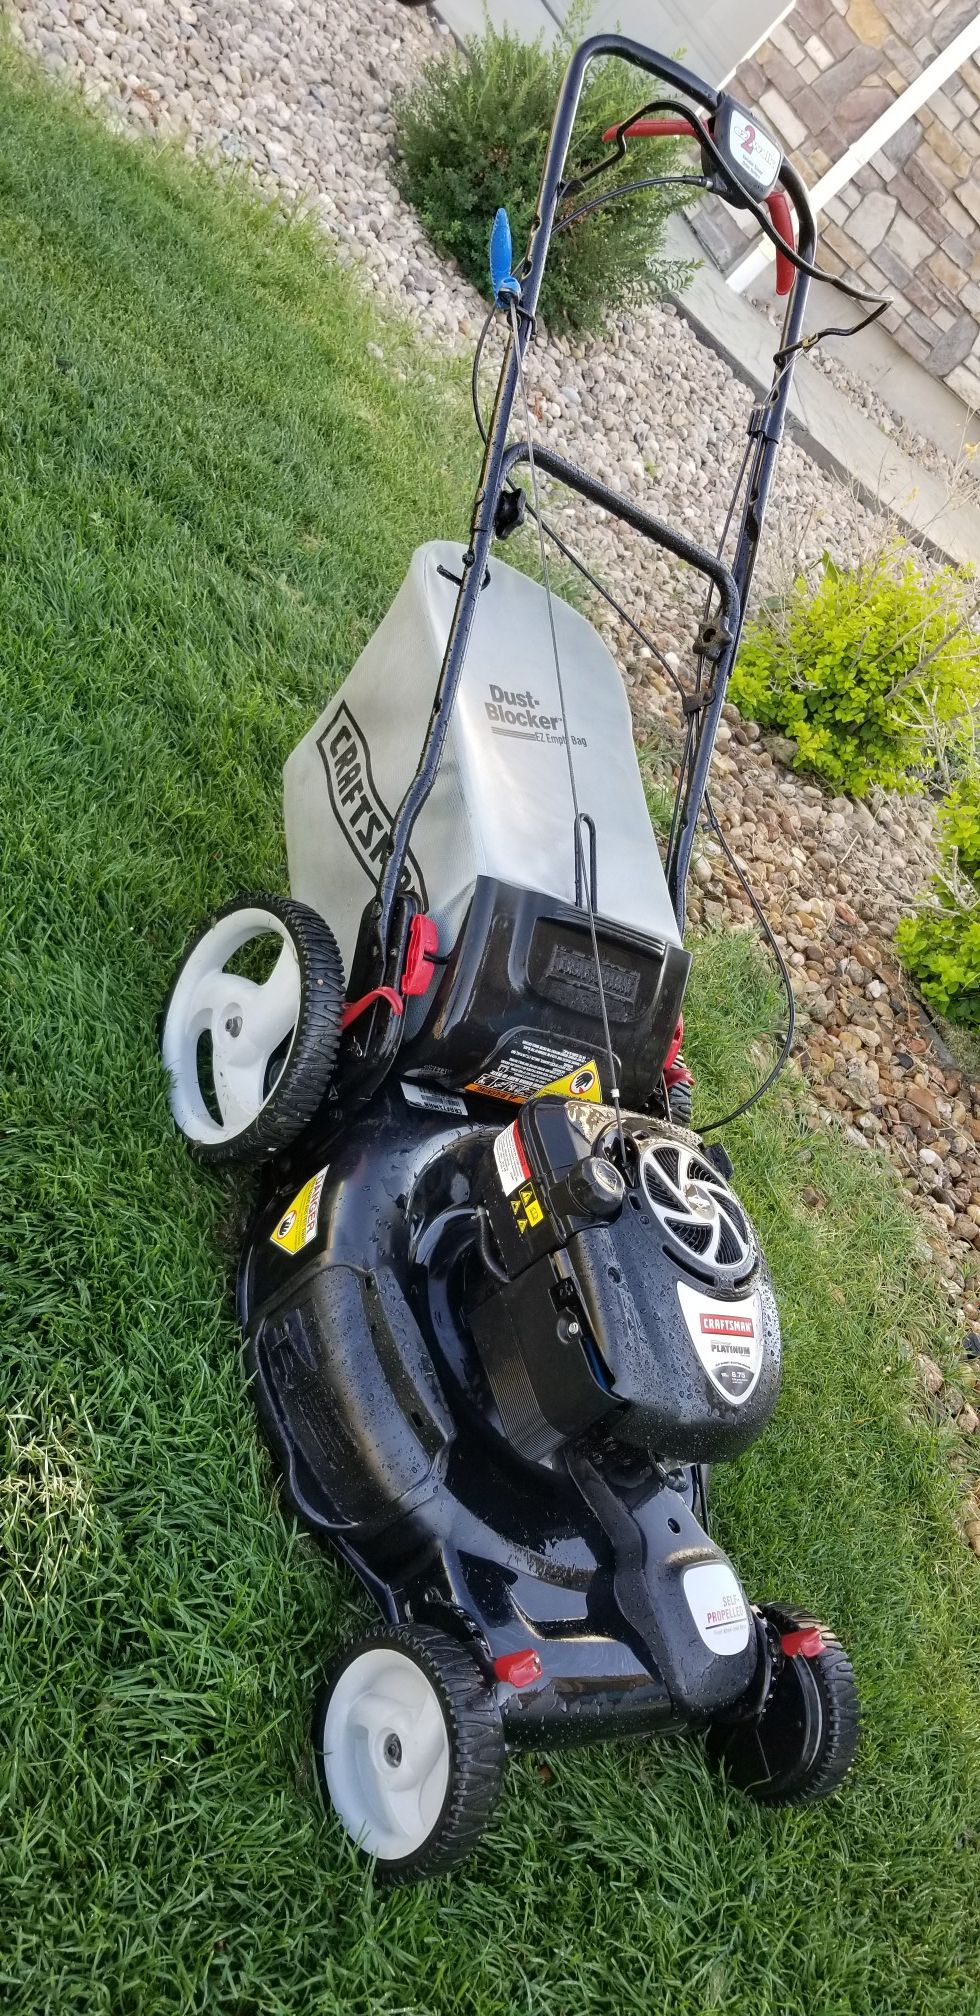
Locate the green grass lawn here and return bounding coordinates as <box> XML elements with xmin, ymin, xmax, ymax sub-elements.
<box><xmin>1</xmin><ymin>52</ymin><xmax>978</xmax><ymax>2016</ymax></box>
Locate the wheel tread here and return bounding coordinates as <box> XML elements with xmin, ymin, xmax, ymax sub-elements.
<box><xmin>312</xmin><ymin>1623</ymin><xmax>505</xmax><ymax>1883</ymax></box>
<box><xmin>732</xmin><ymin>1604</ymin><xmax>860</xmax><ymax>1808</ymax></box>
<box><xmin>160</xmin><ymin>892</ymin><xmax>345</xmax><ymax>1167</ymax></box>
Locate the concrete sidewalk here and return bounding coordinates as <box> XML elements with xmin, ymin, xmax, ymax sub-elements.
<box><xmin>664</xmin><ymin>214</ymin><xmax>980</xmax><ymax>570</ymax></box>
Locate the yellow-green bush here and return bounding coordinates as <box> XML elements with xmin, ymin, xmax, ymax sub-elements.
<box><xmin>897</xmin><ymin>773</ymin><xmax>980</xmax><ymax>1029</ymax></box>
<box><xmin>731</xmin><ymin>550</ymin><xmax>980</xmax><ymax>797</ymax></box>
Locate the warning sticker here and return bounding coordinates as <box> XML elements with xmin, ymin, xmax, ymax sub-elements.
<box><xmin>510</xmin><ymin>1180</ymin><xmax>544</xmax><ymax>1235</ymax></box>
<box><xmin>540</xmin><ymin>1058</ymin><xmax>601</xmax><ymax>1102</ymax></box>
<box><xmin>494</xmin><ymin>1121</ymin><xmax>531</xmax><ymax>1196</ymax></box>
<box><xmin>401</xmin><ymin>1080</ymin><xmax>468</xmax><ymax>1117</ymax></box>
<box><xmin>270</xmin><ymin>1167</ymin><xmax>328</xmax><ymax>1256</ymax></box>
<box><xmin>467</xmin><ymin>1035</ymin><xmax>602</xmax><ymax>1106</ymax></box>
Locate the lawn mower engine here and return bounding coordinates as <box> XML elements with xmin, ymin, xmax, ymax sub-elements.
<box><xmin>467</xmin><ymin>1093</ymin><xmax>780</xmax><ymax>1468</ymax></box>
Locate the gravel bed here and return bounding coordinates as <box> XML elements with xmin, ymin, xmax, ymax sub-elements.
<box><xmin>13</xmin><ymin>0</ymin><xmax>980</xmax><ymax>1434</ymax></box>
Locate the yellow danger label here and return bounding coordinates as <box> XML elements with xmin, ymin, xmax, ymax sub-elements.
<box><xmin>540</xmin><ymin>1058</ymin><xmax>601</xmax><ymax>1102</ymax></box>
<box><xmin>510</xmin><ymin>1182</ymin><xmax>544</xmax><ymax>1234</ymax></box>
<box><xmin>270</xmin><ymin>1167</ymin><xmax>328</xmax><ymax>1256</ymax></box>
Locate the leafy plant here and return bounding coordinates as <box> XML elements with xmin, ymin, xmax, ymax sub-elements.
<box><xmin>897</xmin><ymin>771</ymin><xmax>980</xmax><ymax>1029</ymax></box>
<box><xmin>730</xmin><ymin>549</ymin><xmax>980</xmax><ymax>797</ymax></box>
<box><xmin>392</xmin><ymin>12</ymin><xmax>695</xmax><ymax>336</ymax></box>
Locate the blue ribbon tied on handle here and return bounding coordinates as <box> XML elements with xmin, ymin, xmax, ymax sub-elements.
<box><xmin>489</xmin><ymin>208</ymin><xmax>522</xmax><ymax>305</ymax></box>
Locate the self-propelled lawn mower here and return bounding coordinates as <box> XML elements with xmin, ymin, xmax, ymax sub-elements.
<box><xmin>161</xmin><ymin>36</ymin><xmax>872</xmax><ymax>1879</ymax></box>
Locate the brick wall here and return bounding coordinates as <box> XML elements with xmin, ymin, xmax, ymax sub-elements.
<box><xmin>693</xmin><ymin>0</ymin><xmax>980</xmax><ymax>408</ymax></box>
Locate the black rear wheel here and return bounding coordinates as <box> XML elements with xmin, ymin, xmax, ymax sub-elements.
<box><xmin>705</xmin><ymin>1604</ymin><xmax>859</xmax><ymax>1806</ymax></box>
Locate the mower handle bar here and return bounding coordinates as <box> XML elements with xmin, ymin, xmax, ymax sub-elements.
<box><xmin>600</xmin><ymin>115</ymin><xmax>798</xmax><ymax>298</ymax></box>
<box><xmin>369</xmin><ymin>33</ymin><xmax>816</xmax><ymax>975</ymax></box>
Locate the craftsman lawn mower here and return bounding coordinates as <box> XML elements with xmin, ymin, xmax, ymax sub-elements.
<box><xmin>160</xmin><ymin>36</ymin><xmax>872</xmax><ymax>1878</ymax></box>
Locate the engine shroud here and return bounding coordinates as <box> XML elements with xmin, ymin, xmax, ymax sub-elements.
<box><xmin>467</xmin><ymin>1096</ymin><xmax>781</xmax><ymax>1465</ymax></box>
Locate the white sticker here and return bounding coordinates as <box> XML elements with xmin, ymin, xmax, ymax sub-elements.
<box><xmin>729</xmin><ymin>109</ymin><xmax>781</xmax><ymax>189</ymax></box>
<box><xmin>676</xmin><ymin>1282</ymin><xmax>764</xmax><ymax>1406</ymax></box>
<box><xmin>401</xmin><ymin>1080</ymin><xmax>467</xmax><ymax>1116</ymax></box>
<box><xmin>683</xmin><ymin>1562</ymin><xmax>751</xmax><ymax>1655</ymax></box>
<box><xmin>493</xmin><ymin>1120</ymin><xmax>531</xmax><ymax>1196</ymax></box>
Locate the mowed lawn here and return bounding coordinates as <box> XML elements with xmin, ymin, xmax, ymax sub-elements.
<box><xmin>1</xmin><ymin>50</ymin><xmax>978</xmax><ymax>2016</ymax></box>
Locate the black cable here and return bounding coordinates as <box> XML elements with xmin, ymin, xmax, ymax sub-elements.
<box><xmin>470</xmin><ymin>300</ymin><xmax>498</xmax><ymax>450</ymax></box>
<box><xmin>553</xmin><ymin>173</ymin><xmax>709</xmax><ymax>236</ymax></box>
<box><xmin>669</xmin><ymin>436</ymin><xmax>754</xmax><ymax>873</ymax></box>
<box><xmin>543</xmin><ymin>508</ymin><xmax>798</xmax><ymax>1128</ymax></box>
<box><xmin>525</xmin><ymin>512</ymin><xmax>688</xmax><ymax>704</ymax></box>
<box><xmin>697</xmin><ymin>790</ymin><xmax>796</xmax><ymax>1133</ymax></box>
<box><xmin>475</xmin><ymin>1206</ymin><xmax>508</xmax><ymax>1281</ymax></box>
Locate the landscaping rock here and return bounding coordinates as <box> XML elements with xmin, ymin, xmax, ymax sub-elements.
<box><xmin>916</xmin><ymin>1354</ymin><xmax>945</xmax><ymax>1398</ymax></box>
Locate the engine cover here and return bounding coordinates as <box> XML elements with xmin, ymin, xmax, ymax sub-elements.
<box><xmin>467</xmin><ymin>1096</ymin><xmax>781</xmax><ymax>1464</ymax></box>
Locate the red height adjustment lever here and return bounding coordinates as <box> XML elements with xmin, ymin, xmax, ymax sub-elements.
<box><xmin>601</xmin><ymin>117</ymin><xmax>797</xmax><ymax>297</ymax></box>
<box><xmin>493</xmin><ymin>1649</ymin><xmax>543</xmax><ymax>1688</ymax></box>
<box><xmin>781</xmin><ymin>1627</ymin><xmax>825</xmax><ymax>1660</ymax></box>
<box><xmin>663</xmin><ymin>1017</ymin><xmax>694</xmax><ymax>1091</ymax></box>
<box><xmin>340</xmin><ymin>915</ymin><xmax>440</xmax><ymax>1031</ymax></box>
<box><xmin>402</xmin><ymin>913</ymin><xmax>439</xmax><ymax>997</ymax></box>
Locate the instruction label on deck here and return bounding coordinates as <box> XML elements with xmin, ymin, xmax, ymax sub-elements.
<box><xmin>467</xmin><ymin>1035</ymin><xmax>602</xmax><ymax>1106</ymax></box>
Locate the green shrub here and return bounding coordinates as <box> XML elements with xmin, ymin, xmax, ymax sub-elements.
<box><xmin>896</xmin><ymin>903</ymin><xmax>980</xmax><ymax>1029</ymax></box>
<box><xmin>897</xmin><ymin>771</ymin><xmax>980</xmax><ymax>1028</ymax></box>
<box><xmin>730</xmin><ymin>550</ymin><xmax>980</xmax><ymax>797</ymax></box>
<box><xmin>392</xmin><ymin>15</ymin><xmax>694</xmax><ymax>336</ymax></box>
<box><xmin>936</xmin><ymin>769</ymin><xmax>980</xmax><ymax>881</ymax></box>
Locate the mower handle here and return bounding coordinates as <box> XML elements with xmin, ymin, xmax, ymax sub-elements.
<box><xmin>601</xmin><ymin>115</ymin><xmax>797</xmax><ymax>297</ymax></box>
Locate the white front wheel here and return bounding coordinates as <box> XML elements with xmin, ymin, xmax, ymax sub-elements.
<box><xmin>312</xmin><ymin>1626</ymin><xmax>505</xmax><ymax>1881</ymax></box>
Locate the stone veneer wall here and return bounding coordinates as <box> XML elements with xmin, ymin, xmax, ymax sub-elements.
<box><xmin>693</xmin><ymin>0</ymin><xmax>980</xmax><ymax>408</ymax></box>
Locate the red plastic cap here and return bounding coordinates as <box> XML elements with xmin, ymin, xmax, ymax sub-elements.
<box><xmin>402</xmin><ymin>913</ymin><xmax>439</xmax><ymax>998</ymax></box>
<box><xmin>493</xmin><ymin>1649</ymin><xmax>543</xmax><ymax>1688</ymax></box>
<box><xmin>781</xmin><ymin>1627</ymin><xmax>825</xmax><ymax>1660</ymax></box>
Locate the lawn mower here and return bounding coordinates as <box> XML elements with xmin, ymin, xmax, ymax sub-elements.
<box><xmin>161</xmin><ymin>35</ymin><xmax>866</xmax><ymax>1879</ymax></box>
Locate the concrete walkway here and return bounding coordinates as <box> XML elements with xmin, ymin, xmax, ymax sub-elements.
<box><xmin>665</xmin><ymin>214</ymin><xmax>980</xmax><ymax>570</ymax></box>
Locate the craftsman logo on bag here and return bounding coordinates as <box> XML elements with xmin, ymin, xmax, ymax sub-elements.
<box><xmin>700</xmin><ymin>1313</ymin><xmax>755</xmax><ymax>1339</ymax></box>
<box><xmin>317</xmin><ymin>702</ymin><xmax>427</xmax><ymax>903</ymax></box>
